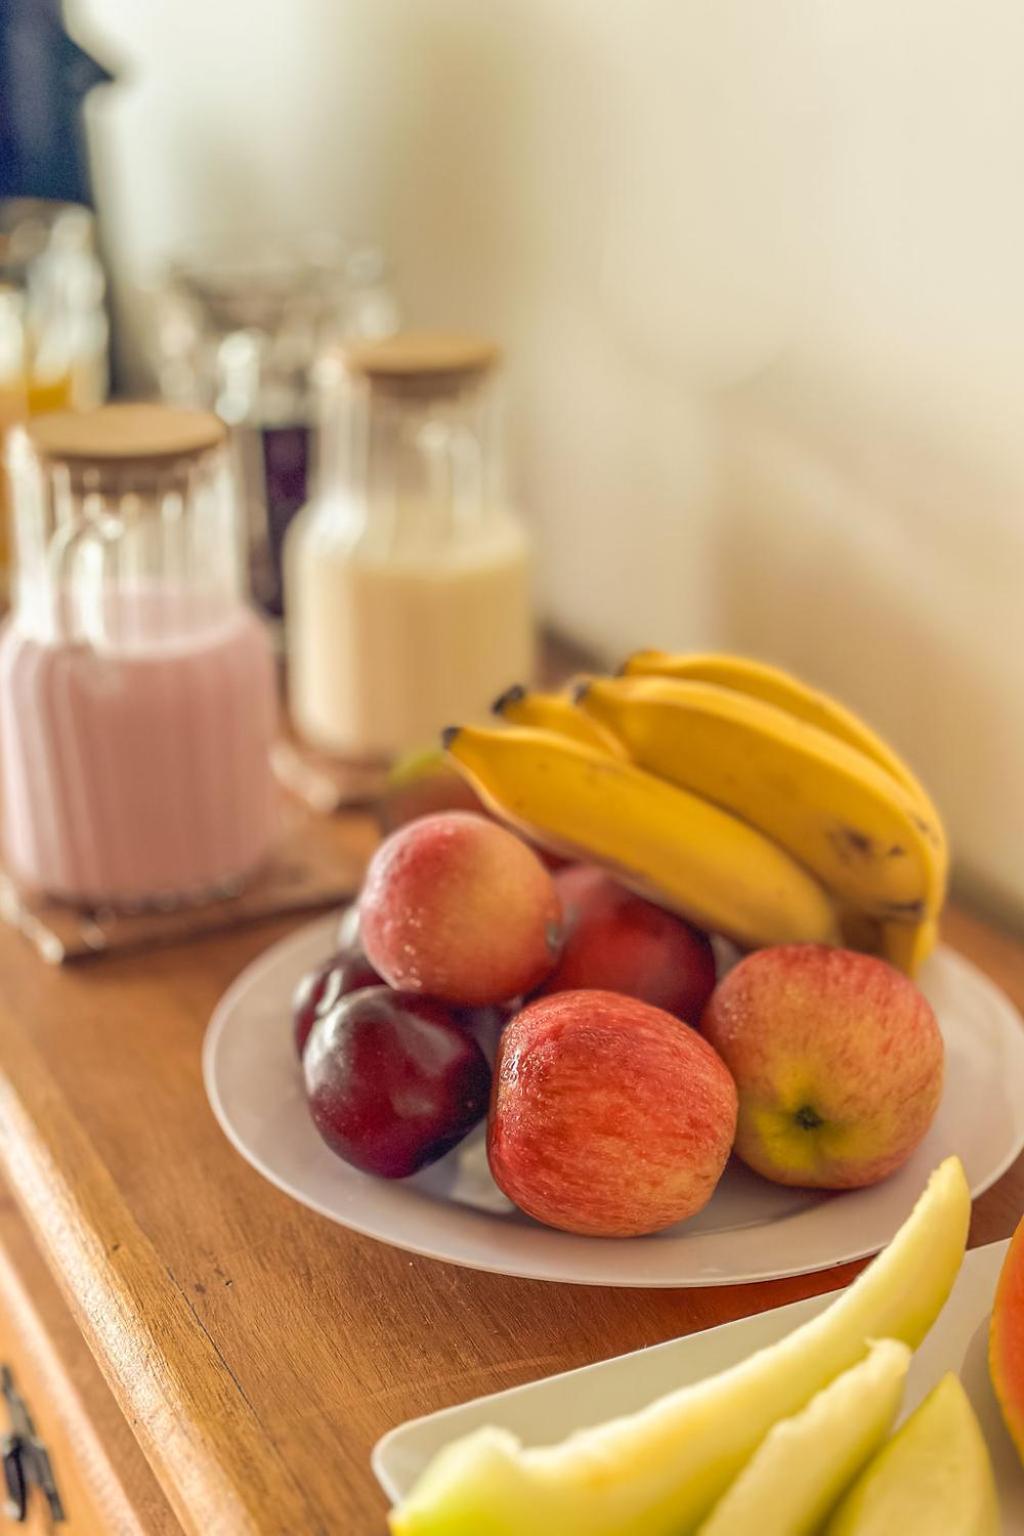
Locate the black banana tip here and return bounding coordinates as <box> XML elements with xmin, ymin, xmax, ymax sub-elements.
<box><xmin>571</xmin><ymin>678</ymin><xmax>591</xmax><ymax>705</ymax></box>
<box><xmin>440</xmin><ymin>725</ymin><xmax>461</xmax><ymax>750</ymax></box>
<box><xmin>492</xmin><ymin>683</ymin><xmax>526</xmax><ymax>716</ymax></box>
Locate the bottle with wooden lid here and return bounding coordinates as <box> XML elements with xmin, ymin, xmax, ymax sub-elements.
<box><xmin>284</xmin><ymin>331</ymin><xmax>534</xmax><ymax>758</ymax></box>
<box><xmin>0</xmin><ymin>403</ymin><xmax>277</xmax><ymax>906</ymax></box>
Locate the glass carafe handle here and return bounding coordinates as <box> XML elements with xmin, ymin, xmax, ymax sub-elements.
<box><xmin>47</xmin><ymin>513</ymin><xmax>120</xmax><ymax>647</ymax></box>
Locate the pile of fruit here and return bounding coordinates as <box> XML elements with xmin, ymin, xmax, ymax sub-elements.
<box><xmin>388</xmin><ymin>1156</ymin><xmax>1021</xmax><ymax>1535</ymax></box>
<box><xmin>293</xmin><ymin>650</ymin><xmax>948</xmax><ymax>1239</ymax></box>
<box><xmin>451</xmin><ymin>649</ymin><xmax>948</xmax><ymax>976</ymax></box>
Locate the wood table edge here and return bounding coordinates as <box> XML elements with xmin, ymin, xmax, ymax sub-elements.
<box><xmin>0</xmin><ymin>1009</ymin><xmax>329</xmax><ymax>1536</ymax></box>
<box><xmin>0</xmin><ymin>905</ymin><xmax>1017</xmax><ymax>1533</ymax></box>
<box><xmin>0</xmin><ymin>1192</ymin><xmax>184</xmax><ymax>1534</ymax></box>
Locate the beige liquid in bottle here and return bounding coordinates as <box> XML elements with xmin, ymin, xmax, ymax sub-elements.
<box><xmin>285</xmin><ymin>332</ymin><xmax>536</xmax><ymax>759</ymax></box>
<box><xmin>287</xmin><ymin>499</ymin><xmax>533</xmax><ymax>758</ymax></box>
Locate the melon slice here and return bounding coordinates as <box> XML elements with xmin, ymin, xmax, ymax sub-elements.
<box><xmin>388</xmin><ymin>1157</ymin><xmax>970</xmax><ymax>1536</ymax></box>
<box><xmin>696</xmin><ymin>1340</ymin><xmax>909</xmax><ymax>1536</ymax></box>
<box><xmin>825</xmin><ymin>1374</ymin><xmax>1000</xmax><ymax>1535</ymax></box>
<box><xmin>989</xmin><ymin>1208</ymin><xmax>1024</xmax><ymax>1462</ymax></box>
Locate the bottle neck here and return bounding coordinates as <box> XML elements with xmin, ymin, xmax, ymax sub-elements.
<box><xmin>320</xmin><ymin>377</ymin><xmax>501</xmax><ymax>556</ymax></box>
<box><xmin>7</xmin><ymin>444</ymin><xmax>245</xmax><ymax>644</ymax></box>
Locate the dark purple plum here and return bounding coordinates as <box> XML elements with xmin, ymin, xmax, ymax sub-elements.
<box><xmin>293</xmin><ymin>950</ymin><xmax>381</xmax><ymax>1059</ymax></box>
<box><xmin>303</xmin><ymin>987</ymin><xmax>491</xmax><ymax>1178</ymax></box>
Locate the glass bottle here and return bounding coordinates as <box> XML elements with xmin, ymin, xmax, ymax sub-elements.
<box><xmin>149</xmin><ymin>242</ymin><xmax>398</xmax><ymax>621</ymax></box>
<box><xmin>0</xmin><ymin>286</ymin><xmax>27</xmax><ymax>592</ymax></box>
<box><xmin>284</xmin><ymin>332</ymin><xmax>535</xmax><ymax>759</ymax></box>
<box><xmin>0</xmin><ymin>404</ymin><xmax>277</xmax><ymax>906</ymax></box>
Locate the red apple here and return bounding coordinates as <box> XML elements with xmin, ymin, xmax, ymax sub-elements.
<box><xmin>360</xmin><ymin>812</ymin><xmax>563</xmax><ymax>1006</ymax></box>
<box><xmin>535</xmin><ymin>865</ymin><xmax>716</xmax><ymax>1021</ymax></box>
<box><xmin>292</xmin><ymin>948</ymin><xmax>382</xmax><ymax>1058</ymax></box>
<box><xmin>488</xmin><ymin>990</ymin><xmax>737</xmax><ymax>1236</ymax></box>
<box><xmin>304</xmin><ymin>987</ymin><xmax>491</xmax><ymax>1178</ymax></box>
<box><xmin>701</xmin><ymin>945</ymin><xmax>944</xmax><ymax>1189</ymax></box>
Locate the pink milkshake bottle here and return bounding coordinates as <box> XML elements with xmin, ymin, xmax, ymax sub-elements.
<box><xmin>0</xmin><ymin>404</ymin><xmax>278</xmax><ymax>907</ymax></box>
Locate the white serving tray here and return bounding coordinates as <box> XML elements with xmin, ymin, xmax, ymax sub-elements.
<box><xmin>374</xmin><ymin>1238</ymin><xmax>1024</xmax><ymax>1530</ymax></box>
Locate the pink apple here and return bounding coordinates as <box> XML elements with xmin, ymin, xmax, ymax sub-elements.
<box><xmin>360</xmin><ymin>812</ymin><xmax>563</xmax><ymax>1006</ymax></box>
<box><xmin>488</xmin><ymin>990</ymin><xmax>738</xmax><ymax>1236</ymax></box>
<box><xmin>534</xmin><ymin>865</ymin><xmax>716</xmax><ymax>1021</ymax></box>
<box><xmin>701</xmin><ymin>944</ymin><xmax>944</xmax><ymax>1190</ymax></box>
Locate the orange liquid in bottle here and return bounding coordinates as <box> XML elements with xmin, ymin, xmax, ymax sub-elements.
<box><xmin>26</xmin><ymin>372</ymin><xmax>74</xmax><ymax>416</ymax></box>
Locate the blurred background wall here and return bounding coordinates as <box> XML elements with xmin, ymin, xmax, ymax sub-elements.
<box><xmin>76</xmin><ymin>0</ymin><xmax>1024</xmax><ymax>923</ymax></box>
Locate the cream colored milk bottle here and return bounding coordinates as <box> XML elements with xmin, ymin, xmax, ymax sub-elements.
<box><xmin>284</xmin><ymin>333</ymin><xmax>534</xmax><ymax>759</ymax></box>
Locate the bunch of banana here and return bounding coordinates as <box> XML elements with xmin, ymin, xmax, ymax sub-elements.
<box><xmin>442</xmin><ymin>654</ymin><xmax>946</xmax><ymax>974</ymax></box>
<box><xmin>613</xmin><ymin>652</ymin><xmax>947</xmax><ymax>974</ymax></box>
<box><xmin>491</xmin><ymin>682</ymin><xmax>626</xmax><ymax>758</ymax></box>
<box><xmin>443</xmin><ymin>723</ymin><xmax>840</xmax><ymax>951</ymax></box>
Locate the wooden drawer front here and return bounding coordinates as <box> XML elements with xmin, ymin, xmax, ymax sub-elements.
<box><xmin>0</xmin><ymin>1193</ymin><xmax>182</xmax><ymax>1536</ymax></box>
<box><xmin>0</xmin><ymin>1238</ymin><xmax>108</xmax><ymax>1533</ymax></box>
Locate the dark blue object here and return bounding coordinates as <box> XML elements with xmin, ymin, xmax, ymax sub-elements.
<box><xmin>0</xmin><ymin>0</ymin><xmax>114</xmax><ymax>207</ymax></box>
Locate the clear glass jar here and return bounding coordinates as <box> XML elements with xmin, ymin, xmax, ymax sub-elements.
<box><xmin>285</xmin><ymin>332</ymin><xmax>535</xmax><ymax>759</ymax></box>
<box><xmin>1</xmin><ymin>201</ymin><xmax>109</xmax><ymax>411</ymax></box>
<box><xmin>0</xmin><ymin>286</ymin><xmax>27</xmax><ymax>591</ymax></box>
<box><xmin>0</xmin><ymin>404</ymin><xmax>277</xmax><ymax>906</ymax></box>
<box><xmin>148</xmin><ymin>242</ymin><xmax>399</xmax><ymax>620</ymax></box>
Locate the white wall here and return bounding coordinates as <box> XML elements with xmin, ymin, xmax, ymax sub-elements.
<box><xmin>77</xmin><ymin>0</ymin><xmax>1024</xmax><ymax>921</ymax></box>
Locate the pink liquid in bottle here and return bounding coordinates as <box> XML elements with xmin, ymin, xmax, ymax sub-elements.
<box><xmin>0</xmin><ymin>588</ymin><xmax>278</xmax><ymax>905</ymax></box>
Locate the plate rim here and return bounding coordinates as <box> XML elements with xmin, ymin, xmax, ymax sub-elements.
<box><xmin>203</xmin><ymin>916</ymin><xmax>1024</xmax><ymax>1288</ymax></box>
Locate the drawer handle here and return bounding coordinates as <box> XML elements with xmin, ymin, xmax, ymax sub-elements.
<box><xmin>1</xmin><ymin>1435</ymin><xmax>26</xmax><ymax>1524</ymax></box>
<box><xmin>0</xmin><ymin>1366</ymin><xmax>65</xmax><ymax>1525</ymax></box>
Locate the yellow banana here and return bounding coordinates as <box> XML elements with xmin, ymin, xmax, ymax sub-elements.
<box><xmin>622</xmin><ymin>650</ymin><xmax>946</xmax><ymax>865</ymax></box>
<box><xmin>836</xmin><ymin>910</ymin><xmax>939</xmax><ymax>978</ymax></box>
<box><xmin>878</xmin><ymin>917</ymin><xmax>940</xmax><ymax>976</ymax></box>
<box><xmin>492</xmin><ymin>683</ymin><xmax>625</xmax><ymax>757</ymax></box>
<box><xmin>622</xmin><ymin>652</ymin><xmax>946</xmax><ymax>970</ymax></box>
<box><xmin>443</xmin><ymin>723</ymin><xmax>840</xmax><ymax>950</ymax></box>
<box><xmin>578</xmin><ymin>677</ymin><xmax>946</xmax><ymax>923</ymax></box>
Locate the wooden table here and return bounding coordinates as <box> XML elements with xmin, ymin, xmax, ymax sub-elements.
<box><xmin>0</xmin><ymin>817</ymin><xmax>1020</xmax><ymax>1534</ymax></box>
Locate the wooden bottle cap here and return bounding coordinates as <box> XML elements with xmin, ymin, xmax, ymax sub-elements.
<box><xmin>341</xmin><ymin>331</ymin><xmax>500</xmax><ymax>395</ymax></box>
<box><xmin>26</xmin><ymin>403</ymin><xmax>226</xmax><ymax>465</ymax></box>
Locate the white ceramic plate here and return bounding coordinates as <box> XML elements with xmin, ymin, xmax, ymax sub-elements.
<box><xmin>372</xmin><ymin>1238</ymin><xmax>1024</xmax><ymax>1527</ymax></box>
<box><xmin>203</xmin><ymin>915</ymin><xmax>1024</xmax><ymax>1287</ymax></box>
